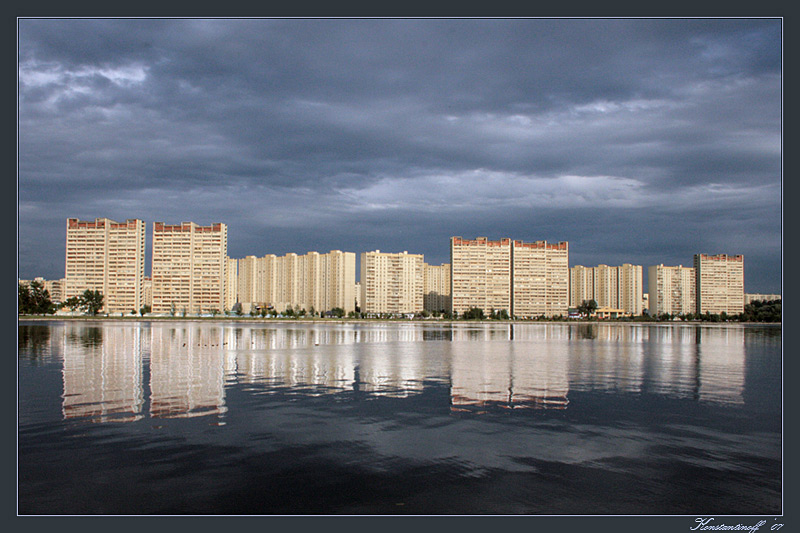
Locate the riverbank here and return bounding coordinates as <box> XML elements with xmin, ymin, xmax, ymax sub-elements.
<box><xmin>17</xmin><ymin>315</ymin><xmax>781</xmax><ymax>326</ymax></box>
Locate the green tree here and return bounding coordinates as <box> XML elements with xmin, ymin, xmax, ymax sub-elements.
<box><xmin>577</xmin><ymin>299</ymin><xmax>597</xmax><ymax>317</ymax></box>
<box><xmin>18</xmin><ymin>281</ymin><xmax>54</xmax><ymax>315</ymax></box>
<box><xmin>462</xmin><ymin>307</ymin><xmax>485</xmax><ymax>320</ymax></box>
<box><xmin>330</xmin><ymin>307</ymin><xmax>345</xmax><ymax>318</ymax></box>
<box><xmin>139</xmin><ymin>304</ymin><xmax>151</xmax><ymax>316</ymax></box>
<box><xmin>18</xmin><ymin>284</ymin><xmax>32</xmax><ymax>314</ymax></box>
<box><xmin>741</xmin><ymin>299</ymin><xmax>781</xmax><ymax>322</ymax></box>
<box><xmin>81</xmin><ymin>289</ymin><xmax>104</xmax><ymax>316</ymax></box>
<box><xmin>63</xmin><ymin>296</ymin><xmax>83</xmax><ymax>313</ymax></box>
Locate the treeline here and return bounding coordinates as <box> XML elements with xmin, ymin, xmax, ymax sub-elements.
<box><xmin>18</xmin><ymin>282</ymin><xmax>105</xmax><ymax>316</ymax></box>
<box><xmin>740</xmin><ymin>299</ymin><xmax>781</xmax><ymax>323</ymax></box>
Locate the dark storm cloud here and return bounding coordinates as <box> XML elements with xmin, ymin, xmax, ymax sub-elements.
<box><xmin>18</xmin><ymin>18</ymin><xmax>782</xmax><ymax>292</ymax></box>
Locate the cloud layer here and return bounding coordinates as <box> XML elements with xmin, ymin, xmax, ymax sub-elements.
<box><xmin>18</xmin><ymin>18</ymin><xmax>782</xmax><ymax>291</ymax></box>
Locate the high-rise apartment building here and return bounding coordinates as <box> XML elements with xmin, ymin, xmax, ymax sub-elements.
<box><xmin>44</xmin><ymin>278</ymin><xmax>65</xmax><ymax>304</ymax></box>
<box><xmin>593</xmin><ymin>264</ymin><xmax>619</xmax><ymax>310</ymax></box>
<box><xmin>233</xmin><ymin>250</ymin><xmax>355</xmax><ymax>315</ymax></box>
<box><xmin>224</xmin><ymin>257</ymin><xmax>238</xmax><ymax>311</ymax></box>
<box><xmin>450</xmin><ymin>237</ymin><xmax>512</xmax><ymax>315</ymax></box>
<box><xmin>694</xmin><ymin>253</ymin><xmax>744</xmax><ymax>315</ymax></box>
<box><xmin>151</xmin><ymin>222</ymin><xmax>227</xmax><ymax>315</ymax></box>
<box><xmin>450</xmin><ymin>236</ymin><xmax>569</xmax><ymax>317</ymax></box>
<box><xmin>361</xmin><ymin>250</ymin><xmax>424</xmax><ymax>315</ymax></box>
<box><xmin>648</xmin><ymin>264</ymin><xmax>696</xmax><ymax>316</ymax></box>
<box><xmin>569</xmin><ymin>265</ymin><xmax>594</xmax><ymax>308</ymax></box>
<box><xmin>64</xmin><ymin>217</ymin><xmax>146</xmax><ymax>314</ymax></box>
<box><xmin>423</xmin><ymin>262</ymin><xmax>451</xmax><ymax>313</ymax></box>
<box><xmin>512</xmin><ymin>240</ymin><xmax>569</xmax><ymax>318</ymax></box>
<box><xmin>569</xmin><ymin>263</ymin><xmax>643</xmax><ymax>316</ymax></box>
<box><xmin>744</xmin><ymin>293</ymin><xmax>781</xmax><ymax>304</ymax></box>
<box><xmin>143</xmin><ymin>277</ymin><xmax>152</xmax><ymax>309</ymax></box>
<box><xmin>618</xmin><ymin>264</ymin><xmax>644</xmax><ymax>316</ymax></box>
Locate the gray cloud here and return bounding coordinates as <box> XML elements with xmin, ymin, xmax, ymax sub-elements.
<box><xmin>18</xmin><ymin>18</ymin><xmax>782</xmax><ymax>292</ymax></box>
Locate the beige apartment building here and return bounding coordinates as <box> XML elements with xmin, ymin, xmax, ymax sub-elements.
<box><xmin>569</xmin><ymin>265</ymin><xmax>594</xmax><ymax>308</ymax></box>
<box><xmin>569</xmin><ymin>263</ymin><xmax>643</xmax><ymax>316</ymax></box>
<box><xmin>64</xmin><ymin>217</ymin><xmax>146</xmax><ymax>314</ymax></box>
<box><xmin>233</xmin><ymin>250</ymin><xmax>356</xmax><ymax>315</ymax></box>
<box><xmin>19</xmin><ymin>277</ymin><xmax>65</xmax><ymax>304</ymax></box>
<box><xmin>151</xmin><ymin>222</ymin><xmax>228</xmax><ymax>315</ymax></box>
<box><xmin>694</xmin><ymin>253</ymin><xmax>744</xmax><ymax>315</ymax></box>
<box><xmin>361</xmin><ymin>250</ymin><xmax>424</xmax><ymax>315</ymax></box>
<box><xmin>143</xmin><ymin>277</ymin><xmax>152</xmax><ymax>308</ymax></box>
<box><xmin>648</xmin><ymin>264</ymin><xmax>696</xmax><ymax>316</ymax></box>
<box><xmin>423</xmin><ymin>262</ymin><xmax>451</xmax><ymax>313</ymax></box>
<box><xmin>744</xmin><ymin>293</ymin><xmax>781</xmax><ymax>304</ymax></box>
<box><xmin>450</xmin><ymin>236</ymin><xmax>569</xmax><ymax>318</ymax></box>
<box><xmin>450</xmin><ymin>237</ymin><xmax>513</xmax><ymax>316</ymax></box>
<box><xmin>224</xmin><ymin>257</ymin><xmax>238</xmax><ymax>312</ymax></box>
<box><xmin>512</xmin><ymin>240</ymin><xmax>569</xmax><ymax>318</ymax></box>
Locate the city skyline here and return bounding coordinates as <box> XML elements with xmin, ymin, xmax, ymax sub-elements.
<box><xmin>18</xmin><ymin>18</ymin><xmax>782</xmax><ymax>292</ymax></box>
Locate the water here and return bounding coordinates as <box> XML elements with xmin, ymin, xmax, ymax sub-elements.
<box><xmin>17</xmin><ymin>320</ymin><xmax>782</xmax><ymax>515</ymax></box>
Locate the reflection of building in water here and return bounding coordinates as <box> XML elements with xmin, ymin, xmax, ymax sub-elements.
<box><xmin>696</xmin><ymin>327</ymin><xmax>745</xmax><ymax>405</ymax></box>
<box><xmin>234</xmin><ymin>345</ymin><xmax>356</xmax><ymax>395</ymax></box>
<box><xmin>643</xmin><ymin>326</ymin><xmax>745</xmax><ymax>404</ymax></box>
<box><xmin>149</xmin><ymin>326</ymin><xmax>227</xmax><ymax>418</ymax></box>
<box><xmin>227</xmin><ymin>326</ymin><xmax>441</xmax><ymax>398</ymax></box>
<box><xmin>450</xmin><ymin>341</ymin><xmax>569</xmax><ymax>410</ymax></box>
<box><xmin>567</xmin><ymin>326</ymin><xmax>645</xmax><ymax>394</ymax></box>
<box><xmin>355</xmin><ymin>342</ymin><xmax>428</xmax><ymax>397</ymax></box>
<box><xmin>646</xmin><ymin>326</ymin><xmax>701</xmax><ymax>399</ymax></box>
<box><xmin>62</xmin><ymin>325</ymin><xmax>144</xmax><ymax>422</ymax></box>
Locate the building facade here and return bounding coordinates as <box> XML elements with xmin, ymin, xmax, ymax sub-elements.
<box><xmin>151</xmin><ymin>222</ymin><xmax>228</xmax><ymax>315</ymax></box>
<box><xmin>694</xmin><ymin>253</ymin><xmax>744</xmax><ymax>315</ymax></box>
<box><xmin>64</xmin><ymin>217</ymin><xmax>146</xmax><ymax>314</ymax></box>
<box><xmin>361</xmin><ymin>250</ymin><xmax>424</xmax><ymax>315</ymax></box>
<box><xmin>569</xmin><ymin>263</ymin><xmax>643</xmax><ymax>316</ymax></box>
<box><xmin>450</xmin><ymin>236</ymin><xmax>569</xmax><ymax>318</ymax></box>
<box><xmin>512</xmin><ymin>240</ymin><xmax>569</xmax><ymax>318</ymax></box>
<box><xmin>224</xmin><ymin>257</ymin><xmax>238</xmax><ymax>312</ymax></box>
<box><xmin>744</xmin><ymin>293</ymin><xmax>781</xmax><ymax>304</ymax></box>
<box><xmin>569</xmin><ymin>265</ymin><xmax>595</xmax><ymax>308</ymax></box>
<box><xmin>647</xmin><ymin>264</ymin><xmax>696</xmax><ymax>316</ymax></box>
<box><xmin>232</xmin><ymin>250</ymin><xmax>355</xmax><ymax>315</ymax></box>
<box><xmin>450</xmin><ymin>237</ymin><xmax>512</xmax><ymax>316</ymax></box>
<box><xmin>423</xmin><ymin>262</ymin><xmax>451</xmax><ymax>313</ymax></box>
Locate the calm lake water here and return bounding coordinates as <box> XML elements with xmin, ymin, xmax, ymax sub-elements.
<box><xmin>18</xmin><ymin>320</ymin><xmax>782</xmax><ymax>515</ymax></box>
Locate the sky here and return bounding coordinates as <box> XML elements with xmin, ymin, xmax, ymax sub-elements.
<box><xmin>17</xmin><ymin>18</ymin><xmax>782</xmax><ymax>292</ymax></box>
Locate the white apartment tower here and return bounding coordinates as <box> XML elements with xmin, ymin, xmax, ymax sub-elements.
<box><xmin>450</xmin><ymin>237</ymin><xmax>569</xmax><ymax>318</ymax></box>
<box><xmin>618</xmin><ymin>264</ymin><xmax>644</xmax><ymax>316</ymax></box>
<box><xmin>423</xmin><ymin>262</ymin><xmax>451</xmax><ymax>313</ymax></box>
<box><xmin>151</xmin><ymin>222</ymin><xmax>228</xmax><ymax>315</ymax></box>
<box><xmin>569</xmin><ymin>263</ymin><xmax>643</xmax><ymax>316</ymax></box>
<box><xmin>569</xmin><ymin>265</ymin><xmax>594</xmax><ymax>308</ymax></box>
<box><xmin>648</xmin><ymin>264</ymin><xmax>696</xmax><ymax>316</ymax></box>
<box><xmin>512</xmin><ymin>240</ymin><xmax>569</xmax><ymax>318</ymax></box>
<box><xmin>450</xmin><ymin>237</ymin><xmax>512</xmax><ymax>316</ymax></box>
<box><xmin>694</xmin><ymin>253</ymin><xmax>744</xmax><ymax>315</ymax></box>
<box><xmin>361</xmin><ymin>250</ymin><xmax>424</xmax><ymax>315</ymax></box>
<box><xmin>64</xmin><ymin>217</ymin><xmax>146</xmax><ymax>314</ymax></box>
<box><xmin>224</xmin><ymin>257</ymin><xmax>238</xmax><ymax>312</ymax></box>
<box><xmin>234</xmin><ymin>251</ymin><xmax>355</xmax><ymax>314</ymax></box>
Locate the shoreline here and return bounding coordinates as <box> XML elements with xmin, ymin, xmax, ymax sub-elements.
<box><xmin>17</xmin><ymin>316</ymin><xmax>781</xmax><ymax>327</ymax></box>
